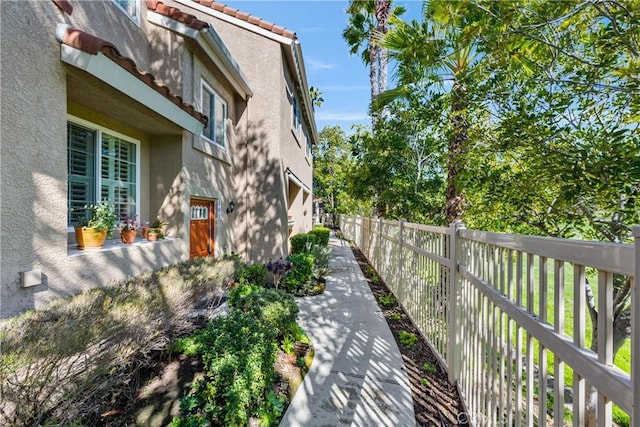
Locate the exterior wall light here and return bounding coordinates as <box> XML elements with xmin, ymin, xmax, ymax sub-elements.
<box><xmin>226</xmin><ymin>200</ymin><xmax>235</xmax><ymax>214</ymax></box>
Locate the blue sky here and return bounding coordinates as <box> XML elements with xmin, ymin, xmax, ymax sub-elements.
<box><xmin>223</xmin><ymin>0</ymin><xmax>423</xmax><ymax>133</ymax></box>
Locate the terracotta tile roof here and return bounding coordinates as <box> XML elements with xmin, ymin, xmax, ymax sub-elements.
<box><xmin>146</xmin><ymin>0</ymin><xmax>209</xmax><ymax>31</ymax></box>
<box><xmin>52</xmin><ymin>0</ymin><xmax>73</xmax><ymax>15</ymax></box>
<box><xmin>58</xmin><ymin>25</ymin><xmax>207</xmax><ymax>125</ymax></box>
<box><xmin>191</xmin><ymin>0</ymin><xmax>296</xmax><ymax>39</ymax></box>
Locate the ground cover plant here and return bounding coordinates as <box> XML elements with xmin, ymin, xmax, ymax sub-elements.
<box><xmin>0</xmin><ymin>256</ymin><xmax>241</xmax><ymax>426</ymax></box>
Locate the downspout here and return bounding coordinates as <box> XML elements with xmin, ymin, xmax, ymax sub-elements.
<box><xmin>245</xmin><ymin>94</ymin><xmax>251</xmax><ymax>262</ymax></box>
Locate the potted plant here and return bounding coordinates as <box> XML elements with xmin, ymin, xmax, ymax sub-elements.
<box><xmin>118</xmin><ymin>214</ymin><xmax>140</xmax><ymax>244</ymax></box>
<box><xmin>74</xmin><ymin>201</ymin><xmax>117</xmax><ymax>250</ymax></box>
<box><xmin>145</xmin><ymin>217</ymin><xmax>167</xmax><ymax>242</ymax></box>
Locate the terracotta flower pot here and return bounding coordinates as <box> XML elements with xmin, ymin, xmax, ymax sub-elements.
<box><xmin>147</xmin><ymin>230</ymin><xmax>160</xmax><ymax>241</ymax></box>
<box><xmin>120</xmin><ymin>229</ymin><xmax>137</xmax><ymax>244</ymax></box>
<box><xmin>75</xmin><ymin>227</ymin><xmax>108</xmax><ymax>250</ymax></box>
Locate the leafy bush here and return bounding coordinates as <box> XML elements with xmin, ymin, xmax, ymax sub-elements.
<box><xmin>378</xmin><ymin>293</ymin><xmax>396</xmax><ymax>308</ymax></box>
<box><xmin>422</xmin><ymin>362</ymin><xmax>438</xmax><ymax>374</ymax></box>
<box><xmin>289</xmin><ymin>233</ymin><xmax>316</xmax><ymax>254</ymax></box>
<box><xmin>231</xmin><ymin>287</ymin><xmax>299</xmax><ymax>339</ymax></box>
<box><xmin>399</xmin><ymin>330</ymin><xmax>418</xmax><ymax>348</ymax></box>
<box><xmin>309</xmin><ymin>244</ymin><xmax>331</xmax><ymax>278</ymax></box>
<box><xmin>280</xmin><ymin>253</ymin><xmax>315</xmax><ymax>294</ymax></box>
<box><xmin>172</xmin><ymin>310</ymin><xmax>280</xmax><ymax>426</ymax></box>
<box><xmin>310</xmin><ymin>226</ymin><xmax>330</xmax><ymax>247</ymax></box>
<box><xmin>237</xmin><ymin>263</ymin><xmax>267</xmax><ymax>286</ymax></box>
<box><xmin>364</xmin><ymin>265</ymin><xmax>379</xmax><ymax>283</ymax></box>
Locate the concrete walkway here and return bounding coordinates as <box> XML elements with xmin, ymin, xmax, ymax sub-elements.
<box><xmin>280</xmin><ymin>237</ymin><xmax>415</xmax><ymax>427</ymax></box>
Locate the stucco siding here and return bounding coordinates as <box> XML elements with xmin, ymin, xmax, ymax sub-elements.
<box><xmin>1</xmin><ymin>1</ymin><xmax>195</xmax><ymax>318</ymax></box>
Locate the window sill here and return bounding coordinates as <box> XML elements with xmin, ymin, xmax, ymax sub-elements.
<box><xmin>67</xmin><ymin>237</ymin><xmax>177</xmax><ymax>257</ymax></box>
<box><xmin>291</xmin><ymin>128</ymin><xmax>302</xmax><ymax>148</ymax></box>
<box><xmin>193</xmin><ymin>136</ymin><xmax>230</xmax><ymax>165</ymax></box>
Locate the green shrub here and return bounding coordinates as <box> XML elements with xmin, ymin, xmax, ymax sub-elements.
<box><xmin>309</xmin><ymin>244</ymin><xmax>331</xmax><ymax>278</ymax></box>
<box><xmin>231</xmin><ymin>287</ymin><xmax>299</xmax><ymax>339</ymax></box>
<box><xmin>228</xmin><ymin>283</ymin><xmax>262</xmax><ymax>309</ymax></box>
<box><xmin>280</xmin><ymin>253</ymin><xmax>315</xmax><ymax>294</ymax></box>
<box><xmin>389</xmin><ymin>313</ymin><xmax>402</xmax><ymax>321</ymax></box>
<box><xmin>422</xmin><ymin>362</ymin><xmax>437</xmax><ymax>374</ymax></box>
<box><xmin>289</xmin><ymin>233</ymin><xmax>316</xmax><ymax>254</ymax></box>
<box><xmin>399</xmin><ymin>330</ymin><xmax>417</xmax><ymax>348</ymax></box>
<box><xmin>310</xmin><ymin>226</ymin><xmax>330</xmax><ymax>247</ymax></box>
<box><xmin>237</xmin><ymin>263</ymin><xmax>267</xmax><ymax>286</ymax></box>
<box><xmin>378</xmin><ymin>293</ymin><xmax>396</xmax><ymax>308</ymax></box>
<box><xmin>173</xmin><ymin>310</ymin><xmax>279</xmax><ymax>426</ymax></box>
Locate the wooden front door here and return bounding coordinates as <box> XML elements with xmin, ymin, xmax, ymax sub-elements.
<box><xmin>190</xmin><ymin>199</ymin><xmax>215</xmax><ymax>259</ymax></box>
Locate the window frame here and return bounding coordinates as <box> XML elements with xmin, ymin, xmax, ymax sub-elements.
<box><xmin>200</xmin><ymin>79</ymin><xmax>228</xmax><ymax>150</ymax></box>
<box><xmin>111</xmin><ymin>0</ymin><xmax>141</xmax><ymax>26</ymax></box>
<box><xmin>67</xmin><ymin>115</ymin><xmax>141</xmax><ymax>231</ymax></box>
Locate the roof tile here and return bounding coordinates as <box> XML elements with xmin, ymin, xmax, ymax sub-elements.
<box><xmin>52</xmin><ymin>0</ymin><xmax>73</xmax><ymax>15</ymax></box>
<box><xmin>58</xmin><ymin>26</ymin><xmax>207</xmax><ymax>125</ymax></box>
<box><xmin>147</xmin><ymin>0</ymin><xmax>209</xmax><ymax>31</ymax></box>
<box><xmin>192</xmin><ymin>0</ymin><xmax>296</xmax><ymax>39</ymax></box>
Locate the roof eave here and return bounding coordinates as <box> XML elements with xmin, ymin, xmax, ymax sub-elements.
<box><xmin>147</xmin><ymin>11</ymin><xmax>253</xmax><ymax>99</ymax></box>
<box><xmin>286</xmin><ymin>42</ymin><xmax>319</xmax><ymax>145</ymax></box>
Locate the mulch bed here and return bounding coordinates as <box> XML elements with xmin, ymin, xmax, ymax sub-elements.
<box><xmin>350</xmin><ymin>244</ymin><xmax>469</xmax><ymax>427</ymax></box>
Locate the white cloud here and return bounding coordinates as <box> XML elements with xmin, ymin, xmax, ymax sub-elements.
<box><xmin>315</xmin><ymin>111</ymin><xmax>370</xmax><ymax>121</ymax></box>
<box><xmin>306</xmin><ymin>59</ymin><xmax>336</xmax><ymax>70</ymax></box>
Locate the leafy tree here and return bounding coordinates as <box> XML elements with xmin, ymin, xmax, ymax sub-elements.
<box><xmin>377</xmin><ymin>1</ymin><xmax>482</xmax><ymax>223</ymax></box>
<box><xmin>343</xmin><ymin>0</ymin><xmax>405</xmax><ymax>125</ymax></box>
<box><xmin>309</xmin><ymin>86</ymin><xmax>324</xmax><ymax>109</ymax></box>
<box><xmin>313</xmin><ymin>126</ymin><xmax>363</xmax><ymax>225</ymax></box>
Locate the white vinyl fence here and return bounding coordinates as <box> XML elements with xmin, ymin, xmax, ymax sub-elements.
<box><xmin>339</xmin><ymin>215</ymin><xmax>639</xmax><ymax>427</ymax></box>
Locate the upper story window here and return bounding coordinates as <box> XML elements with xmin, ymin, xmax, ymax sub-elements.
<box><xmin>292</xmin><ymin>96</ymin><xmax>301</xmax><ymax>131</ymax></box>
<box><xmin>67</xmin><ymin>117</ymin><xmax>139</xmax><ymax>228</ymax></box>
<box><xmin>201</xmin><ymin>80</ymin><xmax>227</xmax><ymax>149</ymax></box>
<box><xmin>304</xmin><ymin>127</ymin><xmax>312</xmax><ymax>160</ymax></box>
<box><xmin>111</xmin><ymin>0</ymin><xmax>140</xmax><ymax>25</ymax></box>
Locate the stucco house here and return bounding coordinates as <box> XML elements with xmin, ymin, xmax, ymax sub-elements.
<box><xmin>0</xmin><ymin>0</ymin><xmax>316</xmax><ymax>319</ymax></box>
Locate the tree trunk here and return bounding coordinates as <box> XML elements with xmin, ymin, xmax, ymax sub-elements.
<box><xmin>584</xmin><ymin>277</ymin><xmax>632</xmax><ymax>426</ymax></box>
<box><xmin>375</xmin><ymin>0</ymin><xmax>390</xmax><ymax>95</ymax></box>
<box><xmin>445</xmin><ymin>78</ymin><xmax>468</xmax><ymax>224</ymax></box>
<box><xmin>369</xmin><ymin>34</ymin><xmax>379</xmax><ymax>128</ymax></box>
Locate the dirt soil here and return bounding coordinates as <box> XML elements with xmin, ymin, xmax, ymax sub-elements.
<box><xmin>350</xmin><ymin>244</ymin><xmax>469</xmax><ymax>427</ymax></box>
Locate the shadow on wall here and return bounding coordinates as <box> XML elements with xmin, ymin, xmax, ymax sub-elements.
<box><xmin>241</xmin><ymin>119</ymin><xmax>289</xmax><ymax>264</ymax></box>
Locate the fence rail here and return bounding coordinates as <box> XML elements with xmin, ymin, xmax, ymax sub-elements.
<box><xmin>339</xmin><ymin>215</ymin><xmax>638</xmax><ymax>427</ymax></box>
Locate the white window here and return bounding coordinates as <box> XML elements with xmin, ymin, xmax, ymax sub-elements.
<box><xmin>111</xmin><ymin>0</ymin><xmax>140</xmax><ymax>25</ymax></box>
<box><xmin>201</xmin><ymin>80</ymin><xmax>227</xmax><ymax>148</ymax></box>
<box><xmin>67</xmin><ymin>118</ymin><xmax>139</xmax><ymax>227</ymax></box>
<box><xmin>292</xmin><ymin>96</ymin><xmax>301</xmax><ymax>131</ymax></box>
<box><xmin>304</xmin><ymin>127</ymin><xmax>312</xmax><ymax>160</ymax></box>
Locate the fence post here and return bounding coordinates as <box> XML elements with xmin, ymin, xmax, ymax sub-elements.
<box><xmin>448</xmin><ymin>221</ymin><xmax>465</xmax><ymax>385</ymax></box>
<box><xmin>633</xmin><ymin>226</ymin><xmax>640</xmax><ymax>426</ymax></box>
<box><xmin>377</xmin><ymin>218</ymin><xmax>382</xmax><ymax>273</ymax></box>
<box><xmin>399</xmin><ymin>219</ymin><xmax>406</xmax><ymax>305</ymax></box>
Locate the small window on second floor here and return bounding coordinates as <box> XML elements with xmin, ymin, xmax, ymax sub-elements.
<box><xmin>201</xmin><ymin>80</ymin><xmax>227</xmax><ymax>149</ymax></box>
<box><xmin>112</xmin><ymin>0</ymin><xmax>140</xmax><ymax>25</ymax></box>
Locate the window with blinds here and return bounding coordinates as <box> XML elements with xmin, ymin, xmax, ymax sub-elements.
<box><xmin>67</xmin><ymin>120</ymin><xmax>138</xmax><ymax>227</ymax></box>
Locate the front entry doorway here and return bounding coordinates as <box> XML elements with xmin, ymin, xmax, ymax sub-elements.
<box><xmin>190</xmin><ymin>199</ymin><xmax>215</xmax><ymax>259</ymax></box>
